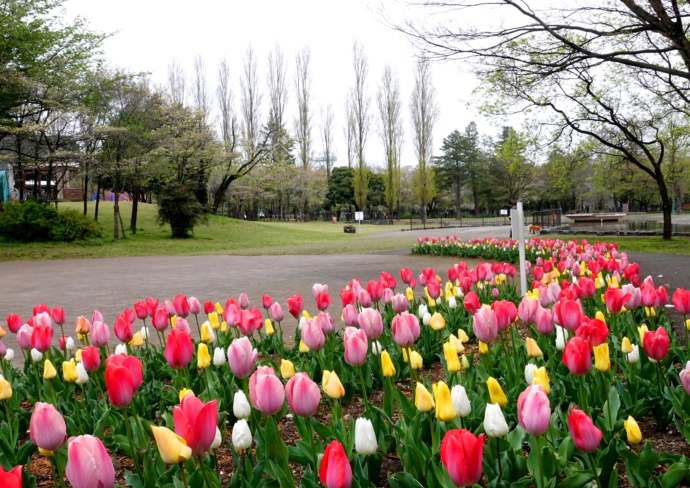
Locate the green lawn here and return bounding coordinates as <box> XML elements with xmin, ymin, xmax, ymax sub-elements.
<box><xmin>559</xmin><ymin>235</ymin><xmax>690</xmax><ymax>255</ymax></box>
<box><xmin>0</xmin><ymin>202</ymin><xmax>408</xmax><ymax>261</ymax></box>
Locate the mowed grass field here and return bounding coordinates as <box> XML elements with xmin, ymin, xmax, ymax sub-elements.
<box><xmin>0</xmin><ymin>202</ymin><xmax>414</xmax><ymax>261</ymax></box>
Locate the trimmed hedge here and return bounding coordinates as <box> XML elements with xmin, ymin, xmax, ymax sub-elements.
<box><xmin>0</xmin><ymin>201</ymin><xmax>102</xmax><ymax>242</ymax></box>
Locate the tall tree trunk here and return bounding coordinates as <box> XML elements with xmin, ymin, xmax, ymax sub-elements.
<box><xmin>130</xmin><ymin>184</ymin><xmax>139</xmax><ymax>235</ymax></box>
<box><xmin>656</xmin><ymin>173</ymin><xmax>672</xmax><ymax>240</ymax></box>
<box><xmin>83</xmin><ymin>169</ymin><xmax>89</xmax><ymax>215</ymax></box>
<box><xmin>454</xmin><ymin>176</ymin><xmax>462</xmax><ymax>219</ymax></box>
<box><xmin>95</xmin><ymin>176</ymin><xmax>101</xmax><ymax>221</ymax></box>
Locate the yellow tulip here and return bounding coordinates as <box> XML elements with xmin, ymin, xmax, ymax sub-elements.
<box><xmin>406</xmin><ymin>287</ymin><xmax>415</xmax><ymax>301</ymax></box>
<box><xmin>433</xmin><ymin>381</ymin><xmax>456</xmax><ymax>422</ymax></box>
<box><xmin>129</xmin><ymin>331</ymin><xmax>144</xmax><ymax>347</ymax></box>
<box><xmin>443</xmin><ymin>342</ymin><xmax>461</xmax><ymax>373</ymax></box>
<box><xmin>74</xmin><ymin>349</ymin><xmax>83</xmax><ymax>362</ymax></box>
<box><xmin>445</xmin><ymin>289</ymin><xmax>454</xmax><ymax>301</ymax></box>
<box><xmin>171</xmin><ymin>316</ymin><xmax>177</xmax><ymax>328</ymax></box>
<box><xmin>208</xmin><ymin>312</ymin><xmax>220</xmax><ymax>330</ymax></box>
<box><xmin>322</xmin><ymin>370</ymin><xmax>345</xmax><ymax>399</ymax></box>
<box><xmin>39</xmin><ymin>448</ymin><xmax>55</xmax><ymax>457</ymax></box>
<box><xmin>280</xmin><ymin>359</ymin><xmax>295</xmax><ymax>379</ymax></box>
<box><xmin>62</xmin><ymin>359</ymin><xmax>78</xmax><ymax>383</ymax></box>
<box><xmin>461</xmin><ymin>355</ymin><xmax>470</xmax><ymax>370</ymax></box>
<box><xmin>299</xmin><ymin>340</ymin><xmax>310</xmax><ymax>353</ymax></box>
<box><xmin>410</xmin><ymin>351</ymin><xmax>423</xmax><ymax>370</ymax></box>
<box><xmin>0</xmin><ymin>378</ymin><xmax>12</xmax><ymax>400</ymax></box>
<box><xmin>43</xmin><ymin>359</ymin><xmax>57</xmax><ymax>380</ymax></box>
<box><xmin>525</xmin><ymin>337</ymin><xmax>543</xmax><ymax>358</ymax></box>
<box><xmin>624</xmin><ymin>416</ymin><xmax>642</xmax><ymax>444</ymax></box>
<box><xmin>686</xmin><ymin>319</ymin><xmax>690</xmax><ymax>331</ymax></box>
<box><xmin>221</xmin><ymin>321</ymin><xmax>228</xmax><ymax>333</ymax></box>
<box><xmin>429</xmin><ymin>312</ymin><xmax>446</xmax><ymax>331</ymax></box>
<box><xmin>265</xmin><ymin>319</ymin><xmax>275</xmax><ymax>336</ymax></box>
<box><xmin>645</xmin><ymin>307</ymin><xmax>656</xmax><ymax>318</ymax></box>
<box><xmin>532</xmin><ymin>367</ymin><xmax>551</xmax><ymax>394</ymax></box>
<box><xmin>478</xmin><ymin>341</ymin><xmax>489</xmax><ymax>355</ymax></box>
<box><xmin>302</xmin><ymin>310</ymin><xmax>311</xmax><ymax>320</ymax></box>
<box><xmin>415</xmin><ymin>382</ymin><xmax>435</xmax><ymax>412</ymax></box>
<box><xmin>445</xmin><ymin>281</ymin><xmax>454</xmax><ymax>294</ymax></box>
<box><xmin>151</xmin><ymin>425</ymin><xmax>192</xmax><ymax>464</ymax></box>
<box><xmin>200</xmin><ymin>322</ymin><xmax>214</xmax><ymax>343</ymax></box>
<box><xmin>427</xmin><ymin>296</ymin><xmax>436</xmax><ymax>308</ymax></box>
<box><xmin>638</xmin><ymin>325</ymin><xmax>649</xmax><ymax>345</ymax></box>
<box><xmin>595</xmin><ymin>311</ymin><xmax>607</xmax><ymax>323</ymax></box>
<box><xmin>593</xmin><ymin>343</ymin><xmax>611</xmax><ymax>372</ymax></box>
<box><xmin>457</xmin><ymin>329</ymin><xmax>469</xmax><ymax>343</ymax></box>
<box><xmin>179</xmin><ymin>389</ymin><xmax>195</xmax><ymax>402</ymax></box>
<box><xmin>449</xmin><ymin>334</ymin><xmax>465</xmax><ymax>353</ymax></box>
<box><xmin>621</xmin><ymin>337</ymin><xmax>633</xmax><ymax>354</ymax></box>
<box><xmin>486</xmin><ymin>377</ymin><xmax>508</xmax><ymax>406</ymax></box>
<box><xmin>197</xmin><ymin>343</ymin><xmax>211</xmax><ymax>370</ymax></box>
<box><xmin>381</xmin><ymin>351</ymin><xmax>396</xmax><ymax>377</ymax></box>
<box><xmin>215</xmin><ymin>302</ymin><xmax>223</xmax><ymax>315</ymax></box>
<box><xmin>0</xmin><ymin>326</ymin><xmax>5</xmax><ymax>339</ymax></box>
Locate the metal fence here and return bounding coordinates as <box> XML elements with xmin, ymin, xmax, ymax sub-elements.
<box><xmin>408</xmin><ymin>208</ymin><xmax>562</xmax><ymax>231</ymax></box>
<box><xmin>530</xmin><ymin>209</ymin><xmax>562</xmax><ymax>227</ymax></box>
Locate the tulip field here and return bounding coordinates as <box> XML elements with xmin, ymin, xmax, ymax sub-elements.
<box><xmin>1</xmin><ymin>237</ymin><xmax>690</xmax><ymax>488</ymax></box>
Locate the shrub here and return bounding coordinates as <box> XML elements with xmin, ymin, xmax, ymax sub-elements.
<box><xmin>0</xmin><ymin>201</ymin><xmax>101</xmax><ymax>242</ymax></box>
<box><xmin>156</xmin><ymin>183</ymin><xmax>207</xmax><ymax>238</ymax></box>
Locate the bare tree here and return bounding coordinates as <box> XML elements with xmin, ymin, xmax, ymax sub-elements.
<box><xmin>167</xmin><ymin>58</ymin><xmax>187</xmax><ymax>106</ymax></box>
<box><xmin>192</xmin><ymin>55</ymin><xmax>211</xmax><ymax>122</ymax></box>
<box><xmin>345</xmin><ymin>93</ymin><xmax>356</xmax><ymax>169</ymax></box>
<box><xmin>351</xmin><ymin>41</ymin><xmax>371</xmax><ymax>211</ymax></box>
<box><xmin>240</xmin><ymin>45</ymin><xmax>262</xmax><ymax>156</ymax></box>
<box><xmin>320</xmin><ymin>104</ymin><xmax>336</xmax><ymax>178</ymax></box>
<box><xmin>410</xmin><ymin>58</ymin><xmax>439</xmax><ymax>222</ymax></box>
<box><xmin>267</xmin><ymin>43</ymin><xmax>288</xmax><ymax>133</ymax></box>
<box><xmin>377</xmin><ymin>65</ymin><xmax>404</xmax><ymax>216</ymax></box>
<box><xmin>295</xmin><ymin>47</ymin><xmax>313</xmax><ymax>170</ymax></box>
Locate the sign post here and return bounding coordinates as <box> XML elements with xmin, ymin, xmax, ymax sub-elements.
<box><xmin>355</xmin><ymin>211</ymin><xmax>364</xmax><ymax>233</ymax></box>
<box><xmin>511</xmin><ymin>202</ymin><xmax>528</xmax><ymax>296</ymax></box>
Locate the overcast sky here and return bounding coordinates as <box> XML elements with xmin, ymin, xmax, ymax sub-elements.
<box><xmin>63</xmin><ymin>0</ymin><xmax>502</xmax><ymax>169</ymax></box>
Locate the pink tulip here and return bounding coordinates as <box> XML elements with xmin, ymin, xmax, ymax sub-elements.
<box><xmin>473</xmin><ymin>307</ymin><xmax>498</xmax><ymax>343</ymax></box>
<box><xmin>113</xmin><ymin>315</ymin><xmax>133</xmax><ymax>343</ymax></box>
<box><xmin>17</xmin><ymin>324</ymin><xmax>33</xmax><ymax>350</ymax></box>
<box><xmin>577</xmin><ymin>276</ymin><xmax>596</xmax><ymax>299</ymax></box>
<box><xmin>317</xmin><ymin>312</ymin><xmax>335</xmax><ymax>334</ymax></box>
<box><xmin>164</xmin><ymin>300</ymin><xmax>176</xmax><ymax>317</ymax></box>
<box><xmin>427</xmin><ymin>280</ymin><xmax>441</xmax><ymax>300</ymax></box>
<box><xmin>604</xmin><ymin>288</ymin><xmax>631</xmax><ymax>314</ymax></box>
<box><xmin>174</xmin><ymin>395</ymin><xmax>219</xmax><ymax>455</ymax></box>
<box><xmin>383</xmin><ymin>287</ymin><xmax>393</xmax><ymax>304</ymax></box>
<box><xmin>188</xmin><ymin>297</ymin><xmax>202</xmax><ymax>315</ymax></box>
<box><xmin>65</xmin><ymin>435</ymin><xmax>115</xmax><ymax>488</ymax></box>
<box><xmin>31</xmin><ymin>323</ymin><xmax>53</xmax><ymax>353</ymax></box>
<box><xmin>173</xmin><ymin>293</ymin><xmax>190</xmax><ymax>318</ymax></box>
<box><xmin>342</xmin><ymin>304</ymin><xmax>359</xmax><ymax>327</ymax></box>
<box><xmin>392</xmin><ymin>293</ymin><xmax>408</xmax><ymax>314</ymax></box>
<box><xmin>312</xmin><ymin>283</ymin><xmax>329</xmax><ymax>300</ymax></box>
<box><xmin>358</xmin><ymin>308</ymin><xmax>383</xmax><ymax>340</ymax></box>
<box><xmin>123</xmin><ymin>308</ymin><xmax>136</xmax><ymax>325</ymax></box>
<box><xmin>302</xmin><ymin>319</ymin><xmax>326</xmax><ymax>351</ymax></box>
<box><xmin>380</xmin><ymin>271</ymin><xmax>397</xmax><ymax>290</ymax></box>
<box><xmin>440</xmin><ymin>429</ymin><xmax>484</xmax><ymax>488</ymax></box>
<box><xmin>164</xmin><ymin>329</ymin><xmax>193</xmax><ymax>369</ymax></box>
<box><xmin>622</xmin><ymin>284</ymin><xmax>641</xmax><ymax>310</ymax></box>
<box><xmin>249</xmin><ymin>366</ymin><xmax>285</xmax><ymax>416</ymax></box>
<box><xmin>81</xmin><ymin>346</ymin><xmax>101</xmax><ymax>372</ymax></box>
<box><xmin>518</xmin><ymin>298</ymin><xmax>540</xmax><ymax>324</ymax></box>
<box><xmin>285</xmin><ymin>372</ymin><xmax>321</xmax><ymax>417</ymax></box>
<box><xmin>575</xmin><ymin>318</ymin><xmax>608</xmax><ymax>348</ymax></box>
<box><xmin>492</xmin><ymin>300</ymin><xmax>517</xmax><ymax>331</ymax></box>
<box><xmin>391</xmin><ymin>312</ymin><xmax>420</xmax><ymax>348</ymax></box>
<box><xmin>90</xmin><ymin>321</ymin><xmax>111</xmax><ymax>348</ymax></box>
<box><xmin>680</xmin><ymin>363</ymin><xmax>690</xmax><ymax>395</ymax></box>
<box><xmin>568</xmin><ymin>408</ymin><xmax>602</xmax><ymax>452</ymax></box>
<box><xmin>34</xmin><ymin>311</ymin><xmax>52</xmax><ymax>328</ymax></box>
<box><xmin>400</xmin><ymin>268</ymin><xmax>413</xmax><ymax>285</ymax></box>
<box><xmin>553</xmin><ymin>299</ymin><xmax>582</xmax><ymax>332</ymax></box>
<box><xmin>174</xmin><ymin>317</ymin><xmax>191</xmax><ymax>334</ymax></box>
<box><xmin>133</xmin><ymin>301</ymin><xmax>148</xmax><ymax>320</ymax></box>
<box><xmin>319</xmin><ymin>440</ymin><xmax>353</xmax><ymax>488</ymax></box>
<box><xmin>51</xmin><ymin>307</ymin><xmax>65</xmax><ymax>326</ymax></box>
<box><xmin>535</xmin><ymin>307</ymin><xmax>554</xmax><ymax>335</ymax></box>
<box><xmin>91</xmin><ymin>310</ymin><xmax>104</xmax><ymax>324</ymax></box>
<box><xmin>262</xmin><ymin>294</ymin><xmax>273</xmax><ymax>310</ymax></box>
<box><xmin>106</xmin><ymin>354</ymin><xmax>143</xmax><ymax>391</ymax></box>
<box><xmin>367</xmin><ymin>280</ymin><xmax>385</xmax><ymax>302</ymax></box>
<box><xmin>145</xmin><ymin>298</ymin><xmax>160</xmax><ymax>317</ymax></box>
<box><xmin>227</xmin><ymin>337</ymin><xmax>258</xmax><ymax>379</ymax></box>
<box><xmin>358</xmin><ymin>289</ymin><xmax>372</xmax><ymax>308</ymax></box>
<box><xmin>152</xmin><ymin>307</ymin><xmax>169</xmax><ymax>331</ymax></box>
<box><xmin>238</xmin><ymin>293</ymin><xmax>250</xmax><ymax>310</ymax></box>
<box><xmin>463</xmin><ymin>292</ymin><xmax>481</xmax><ymax>315</ymax></box>
<box><xmin>269</xmin><ymin>302</ymin><xmax>284</xmax><ymax>322</ymax></box>
<box><xmin>344</xmin><ymin>327</ymin><xmax>368</xmax><ymax>367</ymax></box>
<box><xmin>673</xmin><ymin>289</ymin><xmax>690</xmax><ymax>315</ymax></box>
<box><xmin>30</xmin><ymin>402</ymin><xmax>67</xmax><ymax>451</ymax></box>
<box><xmin>517</xmin><ymin>385</ymin><xmax>551</xmax><ymax>437</ymax></box>
<box><xmin>237</xmin><ymin>308</ymin><xmax>263</xmax><ymax>336</ymax></box>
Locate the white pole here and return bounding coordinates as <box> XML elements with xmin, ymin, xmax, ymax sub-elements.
<box><xmin>512</xmin><ymin>202</ymin><xmax>528</xmax><ymax>296</ymax></box>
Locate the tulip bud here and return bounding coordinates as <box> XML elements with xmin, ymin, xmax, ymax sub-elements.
<box><xmin>280</xmin><ymin>359</ymin><xmax>295</xmax><ymax>379</ymax></box>
<box><xmin>525</xmin><ymin>363</ymin><xmax>537</xmax><ymax>384</ymax></box>
<box><xmin>62</xmin><ymin>359</ymin><xmax>78</xmax><ymax>383</ymax></box>
<box><xmin>627</xmin><ymin>344</ymin><xmax>640</xmax><ymax>363</ymax></box>
<box><xmin>624</xmin><ymin>416</ymin><xmax>642</xmax><ymax>444</ymax></box>
<box><xmin>322</xmin><ymin>370</ymin><xmax>345</xmax><ymax>399</ymax></box>
<box><xmin>355</xmin><ymin>417</ymin><xmax>377</xmax><ymax>455</ymax></box>
<box><xmin>299</xmin><ymin>340</ymin><xmax>310</xmax><ymax>353</ymax></box>
<box><xmin>232</xmin><ymin>419</ymin><xmax>252</xmax><ymax>451</ymax></box>
<box><xmin>207</xmin><ymin>312</ymin><xmax>220</xmax><ymax>330</ymax></box>
<box><xmin>478</xmin><ymin>341</ymin><xmax>488</xmax><ymax>354</ymax></box>
<box><xmin>43</xmin><ymin>359</ymin><xmax>57</xmax><ymax>380</ymax></box>
<box><xmin>75</xmin><ymin>362</ymin><xmax>89</xmax><ymax>385</ymax></box>
<box><xmin>31</xmin><ymin>348</ymin><xmax>43</xmax><ymax>362</ymax></box>
<box><xmin>593</xmin><ymin>343</ymin><xmax>611</xmax><ymax>372</ymax></box>
<box><xmin>30</xmin><ymin>402</ymin><xmax>67</xmax><ymax>452</ymax></box>
<box><xmin>461</xmin><ymin>355</ymin><xmax>469</xmax><ymax>370</ymax></box>
<box><xmin>197</xmin><ymin>343</ymin><xmax>211</xmax><ymax>370</ymax></box>
<box><xmin>415</xmin><ymin>382</ymin><xmax>435</xmax><ymax>412</ymax></box>
<box><xmin>621</xmin><ymin>337</ymin><xmax>633</xmax><ymax>354</ymax></box>
<box><xmin>568</xmin><ymin>408</ymin><xmax>602</xmax><ymax>452</ymax></box>
<box><xmin>371</xmin><ymin>341</ymin><xmax>382</xmax><ymax>355</ymax></box>
<box><xmin>213</xmin><ymin>347</ymin><xmax>226</xmax><ymax>367</ymax></box>
<box><xmin>410</xmin><ymin>350</ymin><xmax>423</xmax><ymax>370</ymax></box>
<box><xmin>443</xmin><ymin>342</ymin><xmax>461</xmax><ymax>373</ymax></box>
<box><xmin>151</xmin><ymin>425</ymin><xmax>192</xmax><ymax>464</ymax></box>
<box><xmin>451</xmin><ymin>385</ymin><xmax>471</xmax><ymax>417</ymax></box>
<box><xmin>433</xmin><ymin>381</ymin><xmax>456</xmax><ymax>422</ymax></box>
<box><xmin>555</xmin><ymin>325</ymin><xmax>567</xmax><ymax>350</ymax></box>
<box><xmin>484</xmin><ymin>403</ymin><xmax>509</xmax><ymax>437</ymax></box>
<box><xmin>233</xmin><ymin>391</ymin><xmax>251</xmax><ymax>419</ymax></box>
<box><xmin>525</xmin><ymin>337</ymin><xmax>543</xmax><ymax>358</ymax></box>
<box><xmin>0</xmin><ymin>378</ymin><xmax>12</xmax><ymax>400</ymax></box>
<box><xmin>265</xmin><ymin>319</ymin><xmax>275</xmax><ymax>336</ymax></box>
<box><xmin>486</xmin><ymin>377</ymin><xmax>508</xmax><ymax>406</ymax></box>
<box><xmin>422</xmin><ymin>312</ymin><xmax>431</xmax><ymax>326</ymax></box>
<box><xmin>381</xmin><ymin>351</ymin><xmax>396</xmax><ymax>377</ymax></box>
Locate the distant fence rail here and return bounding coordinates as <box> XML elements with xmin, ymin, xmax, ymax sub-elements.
<box><xmin>408</xmin><ymin>208</ymin><xmax>562</xmax><ymax>231</ymax></box>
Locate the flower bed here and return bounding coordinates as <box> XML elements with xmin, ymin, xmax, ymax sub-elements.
<box><xmin>0</xmin><ymin>238</ymin><xmax>689</xmax><ymax>487</ymax></box>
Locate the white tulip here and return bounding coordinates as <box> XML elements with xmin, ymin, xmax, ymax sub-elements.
<box><xmin>31</xmin><ymin>348</ymin><xmax>43</xmax><ymax>362</ymax></box>
<box><xmin>417</xmin><ymin>304</ymin><xmax>428</xmax><ymax>319</ymax></box>
<box><xmin>525</xmin><ymin>363</ymin><xmax>538</xmax><ymax>384</ymax></box>
<box><xmin>448</xmin><ymin>296</ymin><xmax>457</xmax><ymax>309</ymax></box>
<box><xmin>5</xmin><ymin>349</ymin><xmax>14</xmax><ymax>363</ymax></box>
<box><xmin>355</xmin><ymin>417</ymin><xmax>378</xmax><ymax>455</ymax></box>
<box><xmin>451</xmin><ymin>385</ymin><xmax>471</xmax><ymax>417</ymax></box>
<box><xmin>484</xmin><ymin>403</ymin><xmax>509</xmax><ymax>437</ymax></box>
<box><xmin>371</xmin><ymin>341</ymin><xmax>383</xmax><ymax>355</ymax></box>
<box><xmin>436</xmin><ymin>297</ymin><xmax>442</xmax><ymax>306</ymax></box>
<box><xmin>422</xmin><ymin>313</ymin><xmax>431</xmax><ymax>326</ymax></box>
<box><xmin>298</xmin><ymin>316</ymin><xmax>307</xmax><ymax>330</ymax></box>
<box><xmin>232</xmin><ymin>419</ymin><xmax>252</xmax><ymax>450</ymax></box>
<box><xmin>65</xmin><ymin>337</ymin><xmax>75</xmax><ymax>351</ymax></box>
<box><xmin>75</xmin><ymin>362</ymin><xmax>89</xmax><ymax>385</ymax></box>
<box><xmin>140</xmin><ymin>326</ymin><xmax>150</xmax><ymax>341</ymax></box>
<box><xmin>555</xmin><ymin>325</ymin><xmax>567</xmax><ymax>351</ymax></box>
<box><xmin>233</xmin><ymin>390</ymin><xmax>251</xmax><ymax>419</ymax></box>
<box><xmin>213</xmin><ymin>347</ymin><xmax>226</xmax><ymax>367</ymax></box>
<box><xmin>115</xmin><ymin>344</ymin><xmax>127</xmax><ymax>355</ymax></box>
<box><xmin>211</xmin><ymin>426</ymin><xmax>222</xmax><ymax>449</ymax></box>
<box><xmin>627</xmin><ymin>344</ymin><xmax>640</xmax><ymax>363</ymax></box>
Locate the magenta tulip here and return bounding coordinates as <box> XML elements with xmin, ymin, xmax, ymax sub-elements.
<box><xmin>90</xmin><ymin>321</ymin><xmax>110</xmax><ymax>348</ymax></box>
<box><xmin>113</xmin><ymin>315</ymin><xmax>133</xmax><ymax>343</ymax></box>
<box><xmin>644</xmin><ymin>327</ymin><xmax>670</xmax><ymax>361</ymax></box>
<box><xmin>65</xmin><ymin>435</ymin><xmax>115</xmax><ymax>488</ymax></box>
<box><xmin>188</xmin><ymin>297</ymin><xmax>202</xmax><ymax>315</ymax></box>
<box><xmin>302</xmin><ymin>319</ymin><xmax>326</xmax><ymax>351</ymax></box>
<box><xmin>319</xmin><ymin>440</ymin><xmax>353</xmax><ymax>488</ymax></box>
<box><xmin>568</xmin><ymin>408</ymin><xmax>602</xmax><ymax>452</ymax></box>
<box><xmin>51</xmin><ymin>307</ymin><xmax>65</xmax><ymax>326</ymax></box>
<box><xmin>174</xmin><ymin>395</ymin><xmax>219</xmax><ymax>455</ymax></box>
<box><xmin>562</xmin><ymin>337</ymin><xmax>591</xmax><ymax>376</ymax></box>
<box><xmin>249</xmin><ymin>366</ymin><xmax>285</xmax><ymax>416</ymax></box>
<box><xmin>344</xmin><ymin>327</ymin><xmax>368</xmax><ymax>367</ymax></box>
<box><xmin>30</xmin><ymin>402</ymin><xmax>67</xmax><ymax>452</ymax></box>
<box><xmin>165</xmin><ymin>329</ymin><xmax>194</xmax><ymax>370</ymax></box>
<box><xmin>152</xmin><ymin>307</ymin><xmax>169</xmax><ymax>332</ymax></box>
<box><xmin>391</xmin><ymin>312</ymin><xmax>420</xmax><ymax>348</ymax></box>
<box><xmin>358</xmin><ymin>308</ymin><xmax>383</xmax><ymax>340</ymax></box>
<box><xmin>517</xmin><ymin>385</ymin><xmax>551</xmax><ymax>436</ymax></box>
<box><xmin>440</xmin><ymin>429</ymin><xmax>484</xmax><ymax>487</ymax></box>
<box><xmin>81</xmin><ymin>346</ymin><xmax>101</xmax><ymax>372</ymax></box>
<box><xmin>473</xmin><ymin>306</ymin><xmax>498</xmax><ymax>343</ymax></box>
<box><xmin>285</xmin><ymin>372</ymin><xmax>321</xmax><ymax>417</ymax></box>
<box><xmin>227</xmin><ymin>337</ymin><xmax>259</xmax><ymax>379</ymax></box>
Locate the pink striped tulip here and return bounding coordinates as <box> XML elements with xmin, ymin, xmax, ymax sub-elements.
<box><xmin>227</xmin><ymin>337</ymin><xmax>258</xmax><ymax>379</ymax></box>
<box><xmin>358</xmin><ymin>308</ymin><xmax>383</xmax><ymax>340</ymax></box>
<box><xmin>30</xmin><ymin>402</ymin><xmax>67</xmax><ymax>452</ymax></box>
<box><xmin>344</xmin><ymin>327</ymin><xmax>368</xmax><ymax>367</ymax></box>
<box><xmin>285</xmin><ymin>372</ymin><xmax>321</xmax><ymax>417</ymax></box>
<box><xmin>517</xmin><ymin>385</ymin><xmax>551</xmax><ymax>436</ymax></box>
<box><xmin>249</xmin><ymin>366</ymin><xmax>285</xmax><ymax>416</ymax></box>
<box><xmin>174</xmin><ymin>395</ymin><xmax>218</xmax><ymax>455</ymax></box>
<box><xmin>65</xmin><ymin>435</ymin><xmax>115</xmax><ymax>488</ymax></box>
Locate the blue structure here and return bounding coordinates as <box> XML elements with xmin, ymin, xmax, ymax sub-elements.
<box><xmin>0</xmin><ymin>170</ymin><xmax>9</xmax><ymax>202</ymax></box>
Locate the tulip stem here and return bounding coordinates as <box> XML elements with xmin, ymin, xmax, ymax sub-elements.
<box><xmin>428</xmin><ymin>412</ymin><xmax>437</xmax><ymax>453</ymax></box>
<box><xmin>197</xmin><ymin>455</ymin><xmax>215</xmax><ymax>488</ymax></box>
<box><xmin>50</xmin><ymin>456</ymin><xmax>67</xmax><ymax>488</ymax></box>
<box><xmin>179</xmin><ymin>462</ymin><xmax>190</xmax><ymax>488</ymax></box>
<box><xmin>4</xmin><ymin>401</ymin><xmax>15</xmax><ymax>448</ymax></box>
<box><xmin>534</xmin><ymin>435</ymin><xmax>544</xmax><ymax>488</ymax></box>
<box><xmin>306</xmin><ymin>417</ymin><xmax>318</xmax><ymax>472</ymax></box>
<box><xmin>123</xmin><ymin>407</ymin><xmax>143</xmax><ymax>481</ymax></box>
<box><xmin>586</xmin><ymin>452</ymin><xmax>603</xmax><ymax>488</ymax></box>
<box><xmin>578</xmin><ymin>375</ymin><xmax>589</xmax><ymax>413</ymax></box>
<box><xmin>357</xmin><ymin>367</ymin><xmax>370</xmax><ymax>413</ymax></box>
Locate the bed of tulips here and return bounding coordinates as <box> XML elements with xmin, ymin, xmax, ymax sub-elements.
<box><xmin>0</xmin><ymin>238</ymin><xmax>690</xmax><ymax>488</ymax></box>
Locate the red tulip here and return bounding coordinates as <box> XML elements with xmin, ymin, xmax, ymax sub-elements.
<box><xmin>105</xmin><ymin>354</ymin><xmax>143</xmax><ymax>408</ymax></box>
<box><xmin>204</xmin><ymin>301</ymin><xmax>215</xmax><ymax>314</ymax></box>
<box><xmin>31</xmin><ymin>324</ymin><xmax>52</xmax><ymax>353</ymax></box>
<box><xmin>287</xmin><ymin>294</ymin><xmax>303</xmax><ymax>320</ymax></box>
<box><xmin>577</xmin><ymin>276</ymin><xmax>596</xmax><ymax>299</ymax></box>
<box><xmin>319</xmin><ymin>440</ymin><xmax>353</xmax><ymax>488</ymax></box>
<box><xmin>673</xmin><ymin>288</ymin><xmax>690</xmax><ymax>315</ymax></box>
<box><xmin>391</xmin><ymin>312</ymin><xmax>420</xmax><ymax>348</ymax></box>
<box><xmin>113</xmin><ymin>315</ymin><xmax>133</xmax><ymax>343</ymax></box>
<box><xmin>133</xmin><ymin>301</ymin><xmax>148</xmax><ymax>320</ymax></box>
<box><xmin>517</xmin><ymin>385</ymin><xmax>551</xmax><ymax>437</ymax></box>
<box><xmin>358</xmin><ymin>308</ymin><xmax>383</xmax><ymax>340</ymax></box>
<box><xmin>237</xmin><ymin>308</ymin><xmax>263</xmax><ymax>336</ymax></box>
<box><xmin>145</xmin><ymin>298</ymin><xmax>159</xmax><ymax>317</ymax></box>
<box><xmin>380</xmin><ymin>271</ymin><xmax>397</xmax><ymax>290</ymax></box>
<box><xmin>249</xmin><ymin>366</ymin><xmax>285</xmax><ymax>416</ymax></box>
<box><xmin>6</xmin><ymin>314</ymin><xmax>23</xmax><ymax>334</ymax></box>
<box><xmin>285</xmin><ymin>372</ymin><xmax>321</xmax><ymax>417</ymax></box>
<box><xmin>30</xmin><ymin>402</ymin><xmax>67</xmax><ymax>452</ymax></box>
<box><xmin>174</xmin><ymin>395</ymin><xmax>218</xmax><ymax>456</ymax></box>
<box><xmin>173</xmin><ymin>294</ymin><xmax>190</xmax><ymax>318</ymax></box>
<box><xmin>0</xmin><ymin>465</ymin><xmax>22</xmax><ymax>488</ymax></box>
<box><xmin>366</xmin><ymin>280</ymin><xmax>385</xmax><ymax>302</ymax></box>
<box><xmin>604</xmin><ymin>288</ymin><xmax>631</xmax><ymax>314</ymax></box>
<box><xmin>165</xmin><ymin>329</ymin><xmax>194</xmax><ymax>370</ymax></box>
<box><xmin>655</xmin><ymin>286</ymin><xmax>668</xmax><ymax>307</ymax></box>
<box><xmin>420</xmin><ymin>267</ymin><xmax>436</xmax><ymax>286</ymax></box>
<box><xmin>463</xmin><ymin>292</ymin><xmax>481</xmax><ymax>315</ymax></box>
<box><xmin>533</xmin><ymin>266</ymin><xmax>544</xmax><ymax>281</ymax></box>
<box><xmin>400</xmin><ymin>268</ymin><xmax>413</xmax><ymax>285</ymax></box>
<box><xmin>33</xmin><ymin>304</ymin><xmax>50</xmax><ymax>316</ymax></box>
<box><xmin>316</xmin><ymin>292</ymin><xmax>332</xmax><ymax>311</ymax></box>
<box><xmin>473</xmin><ymin>307</ymin><xmax>498</xmax><ymax>343</ymax></box>
<box><xmin>152</xmin><ymin>307</ymin><xmax>169</xmax><ymax>332</ymax></box>
<box><xmin>639</xmin><ymin>283</ymin><xmax>657</xmax><ymax>308</ymax></box>
<box><xmin>188</xmin><ymin>297</ymin><xmax>202</xmax><ymax>315</ymax></box>
<box><xmin>575</xmin><ymin>318</ymin><xmax>608</xmax><ymax>348</ymax></box>
<box><xmin>568</xmin><ymin>408</ymin><xmax>602</xmax><ymax>452</ymax></box>
<box><xmin>562</xmin><ymin>337</ymin><xmax>591</xmax><ymax>376</ymax></box>
<box><xmin>81</xmin><ymin>346</ymin><xmax>101</xmax><ymax>372</ymax></box>
<box><xmin>65</xmin><ymin>435</ymin><xmax>115</xmax><ymax>488</ymax></box>
<box><xmin>340</xmin><ymin>288</ymin><xmax>356</xmax><ymax>308</ymax></box>
<box><xmin>123</xmin><ymin>308</ymin><xmax>136</xmax><ymax>325</ymax></box>
<box><xmin>492</xmin><ymin>300</ymin><xmax>517</xmax><ymax>331</ymax></box>
<box><xmin>440</xmin><ymin>429</ymin><xmax>484</xmax><ymax>487</ymax></box>
<box><xmin>343</xmin><ymin>327</ymin><xmax>368</xmax><ymax>367</ymax></box>
<box><xmin>227</xmin><ymin>337</ymin><xmax>259</xmax><ymax>378</ymax></box>
<box><xmin>51</xmin><ymin>307</ymin><xmax>65</xmax><ymax>326</ymax></box>
<box><xmin>643</xmin><ymin>327</ymin><xmax>670</xmax><ymax>361</ymax></box>
<box><xmin>427</xmin><ymin>279</ymin><xmax>441</xmax><ymax>300</ymax></box>
<box><xmin>262</xmin><ymin>295</ymin><xmax>273</xmax><ymax>310</ymax></box>
<box><xmin>553</xmin><ymin>299</ymin><xmax>582</xmax><ymax>332</ymax></box>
